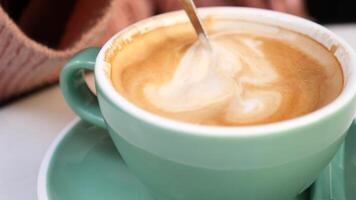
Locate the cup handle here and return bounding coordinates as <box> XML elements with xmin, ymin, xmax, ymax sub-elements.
<box><xmin>60</xmin><ymin>47</ymin><xmax>106</xmax><ymax>129</ymax></box>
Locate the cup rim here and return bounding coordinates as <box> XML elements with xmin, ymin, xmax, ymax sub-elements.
<box><xmin>95</xmin><ymin>7</ymin><xmax>356</xmax><ymax>137</ymax></box>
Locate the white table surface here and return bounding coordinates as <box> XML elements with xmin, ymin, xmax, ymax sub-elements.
<box><xmin>1</xmin><ymin>24</ymin><xmax>356</xmax><ymax>200</ymax></box>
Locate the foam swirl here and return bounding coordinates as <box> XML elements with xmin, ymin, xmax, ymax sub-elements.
<box><xmin>144</xmin><ymin>32</ymin><xmax>283</xmax><ymax>123</ymax></box>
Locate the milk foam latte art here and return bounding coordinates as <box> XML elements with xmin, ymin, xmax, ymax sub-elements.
<box><xmin>108</xmin><ymin>20</ymin><xmax>343</xmax><ymax>126</ymax></box>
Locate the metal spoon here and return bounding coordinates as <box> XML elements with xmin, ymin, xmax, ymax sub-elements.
<box><xmin>179</xmin><ymin>0</ymin><xmax>212</xmax><ymax>49</ymax></box>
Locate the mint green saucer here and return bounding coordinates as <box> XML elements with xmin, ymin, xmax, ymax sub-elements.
<box><xmin>38</xmin><ymin>119</ymin><xmax>356</xmax><ymax>200</ymax></box>
<box><xmin>311</xmin><ymin>118</ymin><xmax>356</xmax><ymax>200</ymax></box>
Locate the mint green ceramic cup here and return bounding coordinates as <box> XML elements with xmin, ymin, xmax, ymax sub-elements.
<box><xmin>60</xmin><ymin>7</ymin><xmax>356</xmax><ymax>200</ymax></box>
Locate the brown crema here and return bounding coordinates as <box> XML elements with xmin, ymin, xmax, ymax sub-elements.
<box><xmin>107</xmin><ymin>19</ymin><xmax>343</xmax><ymax>126</ymax></box>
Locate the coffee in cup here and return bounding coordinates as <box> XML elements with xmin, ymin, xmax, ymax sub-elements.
<box><xmin>107</xmin><ymin>19</ymin><xmax>343</xmax><ymax>126</ymax></box>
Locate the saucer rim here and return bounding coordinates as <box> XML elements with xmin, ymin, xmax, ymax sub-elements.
<box><xmin>37</xmin><ymin>118</ymin><xmax>80</xmax><ymax>200</ymax></box>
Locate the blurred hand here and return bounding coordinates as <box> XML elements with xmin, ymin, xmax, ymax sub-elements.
<box><xmin>239</xmin><ymin>0</ymin><xmax>309</xmax><ymax>18</ymax></box>
<box><xmin>157</xmin><ymin>0</ymin><xmax>309</xmax><ymax>18</ymax></box>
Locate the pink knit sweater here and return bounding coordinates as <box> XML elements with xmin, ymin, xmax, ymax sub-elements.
<box><xmin>0</xmin><ymin>0</ymin><xmax>235</xmax><ymax>102</ymax></box>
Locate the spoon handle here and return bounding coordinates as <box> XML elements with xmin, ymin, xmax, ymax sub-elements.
<box><xmin>179</xmin><ymin>0</ymin><xmax>211</xmax><ymax>48</ymax></box>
